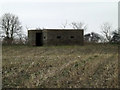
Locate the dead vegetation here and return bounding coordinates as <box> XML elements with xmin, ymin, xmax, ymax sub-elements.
<box><xmin>2</xmin><ymin>44</ymin><xmax>119</xmax><ymax>88</ymax></box>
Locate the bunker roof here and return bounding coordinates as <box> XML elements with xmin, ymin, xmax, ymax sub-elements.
<box><xmin>28</xmin><ymin>29</ymin><xmax>84</xmax><ymax>31</ymax></box>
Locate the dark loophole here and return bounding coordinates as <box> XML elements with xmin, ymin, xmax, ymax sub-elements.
<box><xmin>57</xmin><ymin>36</ymin><xmax>61</xmax><ymax>39</ymax></box>
<box><xmin>70</xmin><ymin>36</ymin><xmax>74</xmax><ymax>38</ymax></box>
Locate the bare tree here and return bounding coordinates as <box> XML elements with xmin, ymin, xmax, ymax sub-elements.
<box><xmin>0</xmin><ymin>13</ymin><xmax>22</xmax><ymax>44</ymax></box>
<box><xmin>70</xmin><ymin>22</ymin><xmax>87</xmax><ymax>30</ymax></box>
<box><xmin>100</xmin><ymin>22</ymin><xmax>113</xmax><ymax>42</ymax></box>
<box><xmin>61</xmin><ymin>20</ymin><xmax>68</xmax><ymax>29</ymax></box>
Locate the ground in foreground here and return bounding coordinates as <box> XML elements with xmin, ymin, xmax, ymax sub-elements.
<box><xmin>2</xmin><ymin>44</ymin><xmax>119</xmax><ymax>88</ymax></box>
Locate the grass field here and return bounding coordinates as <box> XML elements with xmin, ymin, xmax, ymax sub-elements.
<box><xmin>2</xmin><ymin>44</ymin><xmax>119</xmax><ymax>88</ymax></box>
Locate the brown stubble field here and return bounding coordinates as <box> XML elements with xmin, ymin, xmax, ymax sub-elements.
<box><xmin>2</xmin><ymin>44</ymin><xmax>119</xmax><ymax>88</ymax></box>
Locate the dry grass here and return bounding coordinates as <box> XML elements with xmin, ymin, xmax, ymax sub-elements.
<box><xmin>2</xmin><ymin>44</ymin><xmax>119</xmax><ymax>88</ymax></box>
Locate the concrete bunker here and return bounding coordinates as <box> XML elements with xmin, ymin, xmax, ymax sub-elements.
<box><xmin>28</xmin><ymin>29</ymin><xmax>84</xmax><ymax>46</ymax></box>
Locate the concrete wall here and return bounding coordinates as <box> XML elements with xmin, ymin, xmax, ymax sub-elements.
<box><xmin>42</xmin><ymin>30</ymin><xmax>48</xmax><ymax>45</ymax></box>
<box><xmin>44</xmin><ymin>29</ymin><xmax>83</xmax><ymax>46</ymax></box>
<box><xmin>28</xmin><ymin>30</ymin><xmax>42</xmax><ymax>45</ymax></box>
<box><xmin>28</xmin><ymin>29</ymin><xmax>84</xmax><ymax>46</ymax></box>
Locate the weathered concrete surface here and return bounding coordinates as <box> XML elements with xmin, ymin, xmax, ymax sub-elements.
<box><xmin>28</xmin><ymin>30</ymin><xmax>42</xmax><ymax>45</ymax></box>
<box><xmin>28</xmin><ymin>29</ymin><xmax>84</xmax><ymax>46</ymax></box>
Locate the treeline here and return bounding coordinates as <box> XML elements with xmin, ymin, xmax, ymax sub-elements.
<box><xmin>61</xmin><ymin>20</ymin><xmax>120</xmax><ymax>44</ymax></box>
<box><xmin>0</xmin><ymin>13</ymin><xmax>120</xmax><ymax>45</ymax></box>
<box><xmin>84</xmin><ymin>30</ymin><xmax>120</xmax><ymax>44</ymax></box>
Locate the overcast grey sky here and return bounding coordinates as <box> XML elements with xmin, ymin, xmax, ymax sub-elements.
<box><xmin>0</xmin><ymin>0</ymin><xmax>118</xmax><ymax>34</ymax></box>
